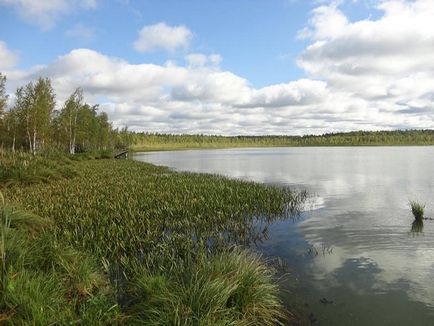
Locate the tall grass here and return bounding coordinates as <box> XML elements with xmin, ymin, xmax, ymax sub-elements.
<box><xmin>129</xmin><ymin>248</ymin><xmax>286</xmax><ymax>325</ymax></box>
<box><xmin>410</xmin><ymin>200</ymin><xmax>425</xmax><ymax>222</ymax></box>
<box><xmin>5</xmin><ymin>159</ymin><xmax>306</xmax><ymax>270</ymax></box>
<box><xmin>2</xmin><ymin>157</ymin><xmax>306</xmax><ymax>324</ymax></box>
<box><xmin>0</xmin><ymin>149</ymin><xmax>116</xmax><ymax>187</ymax></box>
<box><xmin>0</xmin><ymin>198</ymin><xmax>121</xmax><ymax>324</ymax></box>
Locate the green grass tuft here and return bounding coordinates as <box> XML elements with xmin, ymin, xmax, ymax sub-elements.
<box><xmin>129</xmin><ymin>249</ymin><xmax>286</xmax><ymax>325</ymax></box>
<box><xmin>410</xmin><ymin>200</ymin><xmax>425</xmax><ymax>222</ymax></box>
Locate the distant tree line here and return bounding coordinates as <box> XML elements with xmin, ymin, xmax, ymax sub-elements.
<box><xmin>129</xmin><ymin>130</ymin><xmax>434</xmax><ymax>150</ymax></box>
<box><xmin>2</xmin><ymin>72</ymin><xmax>433</xmax><ymax>154</ymax></box>
<box><xmin>0</xmin><ymin>72</ymin><xmax>129</xmax><ymax>154</ymax></box>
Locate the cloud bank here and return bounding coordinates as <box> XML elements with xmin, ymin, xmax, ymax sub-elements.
<box><xmin>0</xmin><ymin>0</ymin><xmax>97</xmax><ymax>29</ymax></box>
<box><xmin>2</xmin><ymin>0</ymin><xmax>434</xmax><ymax>135</ymax></box>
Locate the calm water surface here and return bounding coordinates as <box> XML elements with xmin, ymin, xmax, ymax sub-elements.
<box><xmin>134</xmin><ymin>147</ymin><xmax>434</xmax><ymax>325</ymax></box>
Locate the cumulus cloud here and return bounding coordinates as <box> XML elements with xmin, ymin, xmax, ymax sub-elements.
<box><xmin>4</xmin><ymin>46</ymin><xmax>427</xmax><ymax>135</ymax></box>
<box><xmin>3</xmin><ymin>0</ymin><xmax>434</xmax><ymax>135</ymax></box>
<box><xmin>133</xmin><ymin>22</ymin><xmax>192</xmax><ymax>53</ymax></box>
<box><xmin>0</xmin><ymin>0</ymin><xmax>97</xmax><ymax>29</ymax></box>
<box><xmin>298</xmin><ymin>0</ymin><xmax>434</xmax><ymax>98</ymax></box>
<box><xmin>0</xmin><ymin>41</ymin><xmax>17</xmax><ymax>69</ymax></box>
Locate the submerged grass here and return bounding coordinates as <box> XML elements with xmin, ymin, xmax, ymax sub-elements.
<box><xmin>2</xmin><ymin>155</ymin><xmax>306</xmax><ymax>324</ymax></box>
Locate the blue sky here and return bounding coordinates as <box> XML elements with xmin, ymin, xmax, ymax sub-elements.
<box><xmin>0</xmin><ymin>0</ymin><xmax>433</xmax><ymax>135</ymax></box>
<box><xmin>0</xmin><ymin>0</ymin><xmax>320</xmax><ymax>86</ymax></box>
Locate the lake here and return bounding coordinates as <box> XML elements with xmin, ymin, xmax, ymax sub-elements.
<box><xmin>134</xmin><ymin>147</ymin><xmax>434</xmax><ymax>325</ymax></box>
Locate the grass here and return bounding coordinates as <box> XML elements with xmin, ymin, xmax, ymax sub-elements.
<box><xmin>0</xmin><ymin>199</ymin><xmax>121</xmax><ymax>325</ymax></box>
<box><xmin>5</xmin><ymin>159</ymin><xmax>306</xmax><ymax>267</ymax></box>
<box><xmin>128</xmin><ymin>249</ymin><xmax>287</xmax><ymax>325</ymax></box>
<box><xmin>410</xmin><ymin>200</ymin><xmax>425</xmax><ymax>222</ymax></box>
<box><xmin>1</xmin><ymin>154</ymin><xmax>306</xmax><ymax>324</ymax></box>
<box><xmin>0</xmin><ymin>149</ymin><xmax>115</xmax><ymax>187</ymax></box>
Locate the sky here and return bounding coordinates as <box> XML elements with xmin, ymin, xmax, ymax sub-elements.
<box><xmin>0</xmin><ymin>0</ymin><xmax>433</xmax><ymax>135</ymax></box>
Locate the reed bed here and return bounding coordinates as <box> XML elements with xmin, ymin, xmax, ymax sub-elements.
<box><xmin>2</xmin><ymin>157</ymin><xmax>306</xmax><ymax>324</ymax></box>
<box><xmin>5</xmin><ymin>159</ymin><xmax>305</xmax><ymax>266</ymax></box>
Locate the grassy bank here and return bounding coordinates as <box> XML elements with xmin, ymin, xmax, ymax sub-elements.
<box><xmin>1</xmin><ymin>155</ymin><xmax>306</xmax><ymax>324</ymax></box>
<box><xmin>128</xmin><ymin>130</ymin><xmax>434</xmax><ymax>151</ymax></box>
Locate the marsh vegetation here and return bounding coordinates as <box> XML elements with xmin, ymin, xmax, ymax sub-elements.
<box><xmin>0</xmin><ymin>155</ymin><xmax>306</xmax><ymax>324</ymax></box>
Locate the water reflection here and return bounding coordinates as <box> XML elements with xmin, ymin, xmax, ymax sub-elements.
<box><xmin>411</xmin><ymin>220</ymin><xmax>424</xmax><ymax>235</ymax></box>
<box><xmin>135</xmin><ymin>147</ymin><xmax>434</xmax><ymax>325</ymax></box>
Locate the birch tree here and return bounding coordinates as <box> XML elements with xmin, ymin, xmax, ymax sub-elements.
<box><xmin>59</xmin><ymin>88</ymin><xmax>83</xmax><ymax>154</ymax></box>
<box><xmin>17</xmin><ymin>78</ymin><xmax>55</xmax><ymax>154</ymax></box>
<box><xmin>0</xmin><ymin>73</ymin><xmax>8</xmax><ymax>146</ymax></box>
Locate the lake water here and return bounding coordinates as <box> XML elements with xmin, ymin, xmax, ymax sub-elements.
<box><xmin>134</xmin><ymin>147</ymin><xmax>434</xmax><ymax>325</ymax></box>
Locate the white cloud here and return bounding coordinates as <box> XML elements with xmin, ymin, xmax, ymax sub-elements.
<box><xmin>297</xmin><ymin>4</ymin><xmax>348</xmax><ymax>40</ymax></box>
<box><xmin>298</xmin><ymin>0</ymin><xmax>434</xmax><ymax>98</ymax></box>
<box><xmin>2</xmin><ymin>0</ymin><xmax>434</xmax><ymax>135</ymax></box>
<box><xmin>0</xmin><ymin>41</ymin><xmax>17</xmax><ymax>69</ymax></box>
<box><xmin>185</xmin><ymin>54</ymin><xmax>223</xmax><ymax>68</ymax></box>
<box><xmin>0</xmin><ymin>0</ymin><xmax>97</xmax><ymax>29</ymax></box>
<box><xmin>133</xmin><ymin>22</ymin><xmax>192</xmax><ymax>53</ymax></box>
<box><xmin>5</xmin><ymin>46</ymin><xmax>431</xmax><ymax>135</ymax></box>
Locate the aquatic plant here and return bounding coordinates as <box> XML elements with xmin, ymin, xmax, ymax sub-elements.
<box><xmin>410</xmin><ymin>200</ymin><xmax>425</xmax><ymax>222</ymax></box>
<box><xmin>5</xmin><ymin>159</ymin><xmax>305</xmax><ymax>269</ymax></box>
<box><xmin>2</xmin><ymin>157</ymin><xmax>306</xmax><ymax>324</ymax></box>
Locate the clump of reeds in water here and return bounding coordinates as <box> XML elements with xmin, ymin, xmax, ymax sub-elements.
<box><xmin>410</xmin><ymin>200</ymin><xmax>425</xmax><ymax>222</ymax></box>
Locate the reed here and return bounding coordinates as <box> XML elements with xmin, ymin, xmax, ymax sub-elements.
<box><xmin>410</xmin><ymin>200</ymin><xmax>425</xmax><ymax>222</ymax></box>
<box><xmin>2</xmin><ymin>156</ymin><xmax>306</xmax><ymax>324</ymax></box>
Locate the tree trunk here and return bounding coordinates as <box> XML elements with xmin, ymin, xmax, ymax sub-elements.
<box><xmin>32</xmin><ymin>129</ymin><xmax>37</xmax><ymax>155</ymax></box>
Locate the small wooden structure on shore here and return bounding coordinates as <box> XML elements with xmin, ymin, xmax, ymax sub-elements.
<box><xmin>114</xmin><ymin>150</ymin><xmax>128</xmax><ymax>159</ymax></box>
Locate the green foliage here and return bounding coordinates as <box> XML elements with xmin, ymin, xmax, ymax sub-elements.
<box><xmin>0</xmin><ymin>74</ymin><xmax>120</xmax><ymax>154</ymax></box>
<box><xmin>129</xmin><ymin>130</ymin><xmax>434</xmax><ymax>151</ymax></box>
<box><xmin>410</xmin><ymin>200</ymin><xmax>425</xmax><ymax>221</ymax></box>
<box><xmin>0</xmin><ymin>151</ymin><xmax>78</xmax><ymax>186</ymax></box>
<box><xmin>2</xmin><ymin>157</ymin><xmax>306</xmax><ymax>324</ymax></box>
<box><xmin>5</xmin><ymin>159</ymin><xmax>305</xmax><ymax>269</ymax></box>
<box><xmin>0</xmin><ymin>200</ymin><xmax>121</xmax><ymax>325</ymax></box>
